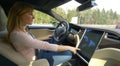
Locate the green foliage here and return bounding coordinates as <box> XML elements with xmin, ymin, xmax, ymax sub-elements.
<box><xmin>67</xmin><ymin>9</ymin><xmax>78</xmax><ymax>22</ymax></box>
<box><xmin>33</xmin><ymin>10</ymin><xmax>57</xmax><ymax>24</ymax></box>
<box><xmin>52</xmin><ymin>8</ymin><xmax>67</xmax><ymax>19</ymax></box>
<box><xmin>78</xmin><ymin>8</ymin><xmax>120</xmax><ymax>25</ymax></box>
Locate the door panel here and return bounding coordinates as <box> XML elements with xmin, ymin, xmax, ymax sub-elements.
<box><xmin>28</xmin><ymin>25</ymin><xmax>55</xmax><ymax>39</ymax></box>
<box><xmin>100</xmin><ymin>38</ymin><xmax>120</xmax><ymax>49</ymax></box>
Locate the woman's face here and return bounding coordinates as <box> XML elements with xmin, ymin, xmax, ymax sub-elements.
<box><xmin>20</xmin><ymin>11</ymin><xmax>35</xmax><ymax>26</ymax></box>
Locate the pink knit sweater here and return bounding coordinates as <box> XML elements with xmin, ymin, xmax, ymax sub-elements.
<box><xmin>10</xmin><ymin>31</ymin><xmax>58</xmax><ymax>61</ymax></box>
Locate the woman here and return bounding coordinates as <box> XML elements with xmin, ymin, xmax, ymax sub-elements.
<box><xmin>7</xmin><ymin>2</ymin><xmax>79</xmax><ymax>66</ymax></box>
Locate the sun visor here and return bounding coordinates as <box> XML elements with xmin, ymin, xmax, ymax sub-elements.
<box><xmin>75</xmin><ymin>0</ymin><xmax>89</xmax><ymax>4</ymax></box>
<box><xmin>23</xmin><ymin>0</ymin><xmax>71</xmax><ymax>10</ymax></box>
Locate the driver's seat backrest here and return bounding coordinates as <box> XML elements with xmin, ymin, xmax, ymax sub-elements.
<box><xmin>0</xmin><ymin>31</ymin><xmax>50</xmax><ymax>66</ymax></box>
<box><xmin>0</xmin><ymin>31</ymin><xmax>28</xmax><ymax>65</ymax></box>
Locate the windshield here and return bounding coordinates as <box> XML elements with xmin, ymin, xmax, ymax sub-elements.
<box><xmin>33</xmin><ymin>0</ymin><xmax>120</xmax><ymax>29</ymax></box>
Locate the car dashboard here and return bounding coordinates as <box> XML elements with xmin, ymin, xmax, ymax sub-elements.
<box><xmin>63</xmin><ymin>23</ymin><xmax>120</xmax><ymax>49</ymax></box>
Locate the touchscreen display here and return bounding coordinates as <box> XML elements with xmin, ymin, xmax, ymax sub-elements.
<box><xmin>77</xmin><ymin>28</ymin><xmax>104</xmax><ymax>62</ymax></box>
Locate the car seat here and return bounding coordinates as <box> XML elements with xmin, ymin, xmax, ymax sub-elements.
<box><xmin>0</xmin><ymin>4</ymin><xmax>49</xmax><ymax>66</ymax></box>
<box><xmin>89</xmin><ymin>48</ymin><xmax>120</xmax><ymax>66</ymax></box>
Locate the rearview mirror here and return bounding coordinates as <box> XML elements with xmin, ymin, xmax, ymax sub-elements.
<box><xmin>77</xmin><ymin>0</ymin><xmax>97</xmax><ymax>11</ymax></box>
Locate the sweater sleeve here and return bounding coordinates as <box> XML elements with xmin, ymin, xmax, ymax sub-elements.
<box><xmin>10</xmin><ymin>31</ymin><xmax>58</xmax><ymax>51</ymax></box>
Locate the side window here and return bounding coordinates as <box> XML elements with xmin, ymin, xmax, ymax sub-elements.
<box><xmin>32</xmin><ymin>10</ymin><xmax>58</xmax><ymax>26</ymax></box>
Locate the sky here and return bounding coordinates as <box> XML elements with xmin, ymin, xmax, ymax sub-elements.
<box><xmin>60</xmin><ymin>0</ymin><xmax>120</xmax><ymax>14</ymax></box>
<box><xmin>95</xmin><ymin>0</ymin><xmax>120</xmax><ymax>14</ymax></box>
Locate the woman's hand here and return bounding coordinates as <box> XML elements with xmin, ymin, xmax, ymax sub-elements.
<box><xmin>67</xmin><ymin>46</ymin><xmax>80</xmax><ymax>54</ymax></box>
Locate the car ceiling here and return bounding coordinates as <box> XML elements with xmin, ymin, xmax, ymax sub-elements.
<box><xmin>0</xmin><ymin>0</ymin><xmax>91</xmax><ymax>16</ymax></box>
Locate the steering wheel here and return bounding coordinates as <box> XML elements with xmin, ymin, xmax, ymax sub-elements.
<box><xmin>53</xmin><ymin>21</ymin><xmax>69</xmax><ymax>43</ymax></box>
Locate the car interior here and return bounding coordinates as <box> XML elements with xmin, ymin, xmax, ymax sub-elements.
<box><xmin>0</xmin><ymin>0</ymin><xmax>120</xmax><ymax>66</ymax></box>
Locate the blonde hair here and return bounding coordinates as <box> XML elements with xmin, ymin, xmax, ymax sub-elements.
<box><xmin>7</xmin><ymin>2</ymin><xmax>33</xmax><ymax>37</ymax></box>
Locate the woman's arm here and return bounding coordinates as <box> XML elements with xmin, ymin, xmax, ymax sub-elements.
<box><xmin>10</xmin><ymin>31</ymin><xmax>58</xmax><ymax>51</ymax></box>
<box><xmin>10</xmin><ymin>31</ymin><xmax>79</xmax><ymax>54</ymax></box>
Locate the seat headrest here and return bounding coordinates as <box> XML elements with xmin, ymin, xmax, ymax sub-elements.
<box><xmin>0</xmin><ymin>5</ymin><xmax>7</xmax><ymax>31</ymax></box>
